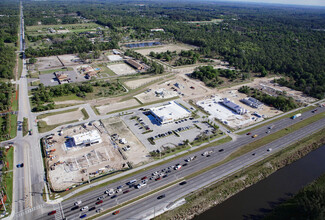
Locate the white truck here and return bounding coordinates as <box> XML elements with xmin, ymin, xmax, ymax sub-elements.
<box><xmin>291</xmin><ymin>113</ymin><xmax>302</xmax><ymax>119</ymax></box>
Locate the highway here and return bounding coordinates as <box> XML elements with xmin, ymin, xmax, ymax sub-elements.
<box><xmin>3</xmin><ymin>2</ymin><xmax>324</xmax><ymax>220</ymax></box>
<box><xmin>31</xmin><ymin>106</ymin><xmax>325</xmax><ymax>220</ymax></box>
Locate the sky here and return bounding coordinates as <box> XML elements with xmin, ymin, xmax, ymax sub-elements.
<box><xmin>220</xmin><ymin>0</ymin><xmax>325</xmax><ymax>6</ymax></box>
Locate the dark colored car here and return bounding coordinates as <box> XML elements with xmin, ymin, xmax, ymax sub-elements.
<box><xmin>141</xmin><ymin>176</ymin><xmax>147</xmax><ymax>180</ymax></box>
<box><xmin>48</xmin><ymin>210</ymin><xmax>56</xmax><ymax>216</ymax></box>
<box><xmin>179</xmin><ymin>181</ymin><xmax>187</xmax><ymax>185</ymax></box>
<box><xmin>71</xmin><ymin>206</ymin><xmax>79</xmax><ymax>211</ymax></box>
<box><xmin>89</xmin><ymin>207</ymin><xmax>96</xmax><ymax>211</ymax></box>
<box><xmin>96</xmin><ymin>200</ymin><xmax>103</xmax><ymax>205</ymax></box>
<box><xmin>111</xmin><ymin>195</ymin><xmax>118</xmax><ymax>199</ymax></box>
<box><xmin>123</xmin><ymin>190</ymin><xmax>130</xmax><ymax>194</ymax></box>
<box><xmin>16</xmin><ymin>163</ymin><xmax>24</xmax><ymax>168</ymax></box>
<box><xmin>155</xmin><ymin>177</ymin><xmax>162</xmax><ymax>181</ymax></box>
<box><xmin>157</xmin><ymin>194</ymin><xmax>166</xmax><ymax>199</ymax></box>
<box><xmin>246</xmin><ymin>132</ymin><xmax>251</xmax><ymax>135</ymax></box>
<box><xmin>218</xmin><ymin>149</ymin><xmax>224</xmax><ymax>152</ymax></box>
<box><xmin>80</xmin><ymin>214</ymin><xmax>87</xmax><ymax>219</ymax></box>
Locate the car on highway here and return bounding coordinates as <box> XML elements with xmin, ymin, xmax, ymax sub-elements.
<box><xmin>155</xmin><ymin>177</ymin><xmax>162</xmax><ymax>181</ymax></box>
<box><xmin>48</xmin><ymin>210</ymin><xmax>56</xmax><ymax>216</ymax></box>
<box><xmin>252</xmin><ymin>153</ymin><xmax>256</xmax><ymax>156</ymax></box>
<box><xmin>80</xmin><ymin>214</ymin><xmax>87</xmax><ymax>219</ymax></box>
<box><xmin>96</xmin><ymin>200</ymin><xmax>103</xmax><ymax>205</ymax></box>
<box><xmin>111</xmin><ymin>195</ymin><xmax>118</xmax><ymax>199</ymax></box>
<box><xmin>152</xmin><ymin>171</ymin><xmax>159</xmax><ymax>176</ymax></box>
<box><xmin>89</xmin><ymin>207</ymin><xmax>96</xmax><ymax>211</ymax></box>
<box><xmin>179</xmin><ymin>181</ymin><xmax>187</xmax><ymax>185</ymax></box>
<box><xmin>252</xmin><ymin>134</ymin><xmax>258</xmax><ymax>138</ymax></box>
<box><xmin>218</xmin><ymin>149</ymin><xmax>224</xmax><ymax>152</ymax></box>
<box><xmin>113</xmin><ymin>210</ymin><xmax>120</xmax><ymax>215</ymax></box>
<box><xmin>80</xmin><ymin>206</ymin><xmax>88</xmax><ymax>211</ymax></box>
<box><xmin>74</xmin><ymin>201</ymin><xmax>82</xmax><ymax>206</ymax></box>
<box><xmin>141</xmin><ymin>176</ymin><xmax>147</xmax><ymax>180</ymax></box>
<box><xmin>157</xmin><ymin>194</ymin><xmax>166</xmax><ymax>199</ymax></box>
<box><xmin>267</xmin><ymin>148</ymin><xmax>272</xmax><ymax>151</ymax></box>
<box><xmin>96</xmin><ymin>208</ymin><xmax>103</xmax><ymax>213</ymax></box>
<box><xmin>123</xmin><ymin>190</ymin><xmax>130</xmax><ymax>194</ymax></box>
<box><xmin>97</xmin><ymin>196</ymin><xmax>104</xmax><ymax>200</ymax></box>
<box><xmin>246</xmin><ymin>132</ymin><xmax>251</xmax><ymax>135</ymax></box>
<box><xmin>174</xmin><ymin>164</ymin><xmax>182</xmax><ymax>170</ymax></box>
<box><xmin>117</xmin><ymin>185</ymin><xmax>123</xmax><ymax>189</ymax></box>
<box><xmin>183</xmin><ymin>163</ymin><xmax>188</xmax><ymax>166</ymax></box>
<box><xmin>16</xmin><ymin>163</ymin><xmax>24</xmax><ymax>168</ymax></box>
<box><xmin>266</xmin><ymin>130</ymin><xmax>270</xmax><ymax>133</ymax></box>
<box><xmin>71</xmin><ymin>206</ymin><xmax>79</xmax><ymax>211</ymax></box>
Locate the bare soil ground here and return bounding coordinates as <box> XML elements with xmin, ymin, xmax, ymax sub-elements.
<box><xmin>47</xmin><ymin>122</ymin><xmax>125</xmax><ymax>191</ymax></box>
<box><xmin>40</xmin><ymin>108</ymin><xmax>84</xmax><ymax>125</ymax></box>
<box><xmin>124</xmin><ymin>75</ymin><xmax>165</xmax><ymax>89</ymax></box>
<box><xmin>33</xmin><ymin>56</ymin><xmax>63</xmax><ymax>70</ymax></box>
<box><xmin>102</xmin><ymin>117</ymin><xmax>150</xmax><ymax>166</ymax></box>
<box><xmin>135</xmin><ymin>43</ymin><xmax>198</xmax><ymax>56</ymax></box>
<box><xmin>134</xmin><ymin>74</ymin><xmax>212</xmax><ymax>104</ymax></box>
<box><xmin>107</xmin><ymin>63</ymin><xmax>137</xmax><ymax>75</ymax></box>
<box><xmin>96</xmin><ymin>98</ymin><xmax>140</xmax><ymax>114</ymax></box>
<box><xmin>57</xmin><ymin>54</ymin><xmax>81</xmax><ymax>66</ymax></box>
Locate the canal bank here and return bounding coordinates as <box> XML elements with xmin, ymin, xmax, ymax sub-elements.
<box><xmin>194</xmin><ymin>144</ymin><xmax>325</xmax><ymax>220</ymax></box>
<box><xmin>155</xmin><ymin>128</ymin><xmax>325</xmax><ymax>220</ymax></box>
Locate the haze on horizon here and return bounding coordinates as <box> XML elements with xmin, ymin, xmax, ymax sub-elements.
<box><xmin>213</xmin><ymin>0</ymin><xmax>325</xmax><ymax>7</ymax></box>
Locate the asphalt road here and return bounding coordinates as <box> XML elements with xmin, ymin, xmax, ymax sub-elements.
<box><xmin>32</xmin><ymin>106</ymin><xmax>325</xmax><ymax>220</ymax></box>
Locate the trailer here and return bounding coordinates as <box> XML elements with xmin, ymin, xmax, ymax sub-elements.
<box><xmin>291</xmin><ymin>113</ymin><xmax>302</xmax><ymax>119</ymax></box>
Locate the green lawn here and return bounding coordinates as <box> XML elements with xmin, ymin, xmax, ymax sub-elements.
<box><xmin>22</xmin><ymin>117</ymin><xmax>29</xmax><ymax>136</ymax></box>
<box><xmin>37</xmin><ymin>108</ymin><xmax>79</xmax><ymax>119</ymax></box>
<box><xmin>81</xmin><ymin>108</ymin><xmax>89</xmax><ymax>120</ymax></box>
<box><xmin>52</xmin><ymin>94</ymin><xmax>84</xmax><ymax>102</ymax></box>
<box><xmin>96</xmin><ymin>64</ymin><xmax>116</xmax><ymax>76</ymax></box>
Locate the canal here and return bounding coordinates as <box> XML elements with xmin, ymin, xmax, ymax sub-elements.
<box><xmin>194</xmin><ymin>144</ymin><xmax>325</xmax><ymax>220</ymax></box>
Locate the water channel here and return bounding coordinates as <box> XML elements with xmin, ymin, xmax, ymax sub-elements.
<box><xmin>194</xmin><ymin>144</ymin><xmax>325</xmax><ymax>220</ymax></box>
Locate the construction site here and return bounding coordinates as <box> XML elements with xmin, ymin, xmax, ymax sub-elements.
<box><xmin>43</xmin><ymin>121</ymin><xmax>126</xmax><ymax>191</ymax></box>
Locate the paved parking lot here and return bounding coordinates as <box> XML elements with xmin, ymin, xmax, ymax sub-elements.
<box><xmin>39</xmin><ymin>71</ymin><xmax>87</xmax><ymax>87</ymax></box>
<box><xmin>122</xmin><ymin>100</ymin><xmax>214</xmax><ymax>152</ymax></box>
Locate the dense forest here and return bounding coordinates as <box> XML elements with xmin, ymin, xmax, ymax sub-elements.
<box><xmin>0</xmin><ymin>0</ymin><xmax>19</xmax><ymax>79</ymax></box>
<box><xmin>22</xmin><ymin>0</ymin><xmax>325</xmax><ymax>98</ymax></box>
<box><xmin>238</xmin><ymin>85</ymin><xmax>298</xmax><ymax>112</ymax></box>
<box><xmin>191</xmin><ymin>65</ymin><xmax>244</xmax><ymax>87</ymax></box>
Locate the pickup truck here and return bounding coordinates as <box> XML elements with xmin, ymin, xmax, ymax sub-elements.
<box><xmin>202</xmin><ymin>150</ymin><xmax>213</xmax><ymax>156</ymax></box>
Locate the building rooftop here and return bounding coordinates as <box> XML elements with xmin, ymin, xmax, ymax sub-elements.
<box><xmin>150</xmin><ymin>101</ymin><xmax>191</xmax><ymax>123</ymax></box>
<box><xmin>72</xmin><ymin>130</ymin><xmax>102</xmax><ymax>146</ymax></box>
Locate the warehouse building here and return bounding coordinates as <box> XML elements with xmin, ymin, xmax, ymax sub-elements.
<box><xmin>72</xmin><ymin>130</ymin><xmax>102</xmax><ymax>147</ymax></box>
<box><xmin>125</xmin><ymin>59</ymin><xmax>144</xmax><ymax>70</ymax></box>
<box><xmin>221</xmin><ymin>98</ymin><xmax>247</xmax><ymax>115</ymax></box>
<box><xmin>240</xmin><ymin>97</ymin><xmax>263</xmax><ymax>109</ymax></box>
<box><xmin>150</xmin><ymin>101</ymin><xmax>191</xmax><ymax>125</ymax></box>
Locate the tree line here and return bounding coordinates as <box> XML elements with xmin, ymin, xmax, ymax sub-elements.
<box><xmin>238</xmin><ymin>85</ymin><xmax>298</xmax><ymax>112</ymax></box>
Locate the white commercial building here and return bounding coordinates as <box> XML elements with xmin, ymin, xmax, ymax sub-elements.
<box><xmin>72</xmin><ymin>130</ymin><xmax>102</xmax><ymax>146</ymax></box>
<box><xmin>222</xmin><ymin>98</ymin><xmax>247</xmax><ymax>115</ymax></box>
<box><xmin>150</xmin><ymin>101</ymin><xmax>191</xmax><ymax>125</ymax></box>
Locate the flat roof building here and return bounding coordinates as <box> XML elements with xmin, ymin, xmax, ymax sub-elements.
<box><xmin>221</xmin><ymin>98</ymin><xmax>247</xmax><ymax>115</ymax></box>
<box><xmin>150</xmin><ymin>101</ymin><xmax>191</xmax><ymax>125</ymax></box>
<box><xmin>240</xmin><ymin>97</ymin><xmax>263</xmax><ymax>109</ymax></box>
<box><xmin>72</xmin><ymin>130</ymin><xmax>102</xmax><ymax>146</ymax></box>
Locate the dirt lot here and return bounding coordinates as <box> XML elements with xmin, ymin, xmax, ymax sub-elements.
<box><xmin>57</xmin><ymin>54</ymin><xmax>81</xmax><ymax>66</ymax></box>
<box><xmin>39</xmin><ymin>108</ymin><xmax>85</xmax><ymax>125</ymax></box>
<box><xmin>46</xmin><ymin>121</ymin><xmax>125</xmax><ymax>191</ymax></box>
<box><xmin>134</xmin><ymin>74</ymin><xmax>212</xmax><ymax>104</ymax></box>
<box><xmin>96</xmin><ymin>98</ymin><xmax>140</xmax><ymax>114</ymax></box>
<box><xmin>102</xmin><ymin>117</ymin><xmax>150</xmax><ymax>166</ymax></box>
<box><xmin>107</xmin><ymin>63</ymin><xmax>137</xmax><ymax>75</ymax></box>
<box><xmin>135</xmin><ymin>43</ymin><xmax>198</xmax><ymax>56</ymax></box>
<box><xmin>34</xmin><ymin>56</ymin><xmax>63</xmax><ymax>70</ymax></box>
<box><xmin>124</xmin><ymin>75</ymin><xmax>165</xmax><ymax>89</ymax></box>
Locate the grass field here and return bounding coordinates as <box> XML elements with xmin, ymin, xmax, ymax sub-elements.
<box><xmin>52</xmin><ymin>94</ymin><xmax>84</xmax><ymax>102</ymax></box>
<box><xmin>95</xmin><ymin>63</ymin><xmax>116</xmax><ymax>76</ymax></box>
<box><xmin>26</xmin><ymin>23</ymin><xmax>100</xmax><ymax>36</ymax></box>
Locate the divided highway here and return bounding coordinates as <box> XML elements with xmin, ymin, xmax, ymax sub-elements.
<box><xmin>33</xmin><ymin>106</ymin><xmax>325</xmax><ymax>220</ymax></box>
